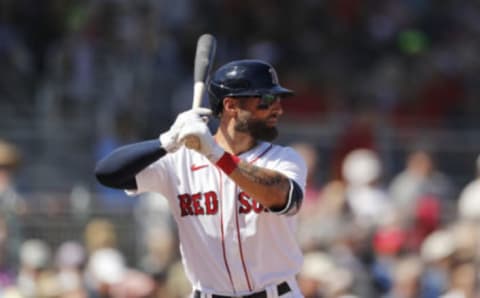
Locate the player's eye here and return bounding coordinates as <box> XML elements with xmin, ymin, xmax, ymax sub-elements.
<box><xmin>256</xmin><ymin>94</ymin><xmax>280</xmax><ymax>110</ymax></box>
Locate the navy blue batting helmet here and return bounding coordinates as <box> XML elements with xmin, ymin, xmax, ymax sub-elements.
<box><xmin>208</xmin><ymin>59</ymin><xmax>294</xmax><ymax>116</ymax></box>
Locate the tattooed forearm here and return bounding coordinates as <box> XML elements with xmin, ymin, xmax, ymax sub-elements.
<box><xmin>237</xmin><ymin>161</ymin><xmax>288</xmax><ymax>188</ymax></box>
<box><xmin>229</xmin><ymin>161</ymin><xmax>291</xmax><ymax>208</ymax></box>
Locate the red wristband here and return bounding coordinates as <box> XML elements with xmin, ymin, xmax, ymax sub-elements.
<box><xmin>216</xmin><ymin>152</ymin><xmax>240</xmax><ymax>175</ymax></box>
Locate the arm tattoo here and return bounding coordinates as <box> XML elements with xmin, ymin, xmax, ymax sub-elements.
<box><xmin>237</xmin><ymin>161</ymin><xmax>289</xmax><ymax>189</ymax></box>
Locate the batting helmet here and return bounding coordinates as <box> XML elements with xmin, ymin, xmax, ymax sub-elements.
<box><xmin>208</xmin><ymin>59</ymin><xmax>294</xmax><ymax>116</ymax></box>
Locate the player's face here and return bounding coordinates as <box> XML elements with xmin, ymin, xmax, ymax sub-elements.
<box><xmin>234</xmin><ymin>95</ymin><xmax>283</xmax><ymax>141</ymax></box>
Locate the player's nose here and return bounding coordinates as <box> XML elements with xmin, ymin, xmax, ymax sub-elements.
<box><xmin>271</xmin><ymin>99</ymin><xmax>283</xmax><ymax>115</ymax></box>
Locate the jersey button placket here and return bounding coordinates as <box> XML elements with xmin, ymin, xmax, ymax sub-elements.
<box><xmin>225</xmin><ymin>182</ymin><xmax>248</xmax><ymax>292</ymax></box>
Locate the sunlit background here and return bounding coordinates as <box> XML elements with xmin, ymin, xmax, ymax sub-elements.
<box><xmin>1</xmin><ymin>0</ymin><xmax>480</xmax><ymax>297</ymax></box>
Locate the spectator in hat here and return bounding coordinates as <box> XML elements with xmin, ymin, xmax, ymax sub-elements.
<box><xmin>457</xmin><ymin>154</ymin><xmax>480</xmax><ymax>221</ymax></box>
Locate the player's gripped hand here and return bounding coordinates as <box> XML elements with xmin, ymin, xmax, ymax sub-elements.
<box><xmin>178</xmin><ymin>118</ymin><xmax>224</xmax><ymax>162</ymax></box>
<box><xmin>159</xmin><ymin>108</ymin><xmax>212</xmax><ymax>153</ymax></box>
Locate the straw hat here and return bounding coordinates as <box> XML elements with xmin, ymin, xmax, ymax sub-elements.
<box><xmin>420</xmin><ymin>230</ymin><xmax>455</xmax><ymax>262</ymax></box>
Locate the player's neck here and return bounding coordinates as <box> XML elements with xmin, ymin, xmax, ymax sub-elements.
<box><xmin>214</xmin><ymin>125</ymin><xmax>257</xmax><ymax>156</ymax></box>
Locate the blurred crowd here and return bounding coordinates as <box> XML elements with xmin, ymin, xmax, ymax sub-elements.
<box><xmin>2</xmin><ymin>0</ymin><xmax>480</xmax><ymax>297</ymax></box>
<box><xmin>2</xmin><ymin>137</ymin><xmax>480</xmax><ymax>297</ymax></box>
<box><xmin>1</xmin><ymin>0</ymin><xmax>479</xmax><ymax>191</ymax></box>
<box><xmin>0</xmin><ymin>140</ymin><xmax>190</xmax><ymax>297</ymax></box>
<box><xmin>293</xmin><ymin>142</ymin><xmax>480</xmax><ymax>298</ymax></box>
<box><xmin>2</xmin><ymin>0</ymin><xmax>480</xmax><ymax>133</ymax></box>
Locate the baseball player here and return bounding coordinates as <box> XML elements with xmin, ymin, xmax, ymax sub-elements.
<box><xmin>95</xmin><ymin>59</ymin><xmax>307</xmax><ymax>298</ymax></box>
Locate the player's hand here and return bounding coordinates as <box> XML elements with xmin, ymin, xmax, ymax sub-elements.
<box><xmin>159</xmin><ymin>108</ymin><xmax>212</xmax><ymax>153</ymax></box>
<box><xmin>178</xmin><ymin>116</ymin><xmax>224</xmax><ymax>162</ymax></box>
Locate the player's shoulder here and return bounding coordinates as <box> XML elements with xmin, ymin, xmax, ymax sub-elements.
<box><xmin>261</xmin><ymin>142</ymin><xmax>307</xmax><ymax>164</ymax></box>
<box><xmin>267</xmin><ymin>141</ymin><xmax>302</xmax><ymax>154</ymax></box>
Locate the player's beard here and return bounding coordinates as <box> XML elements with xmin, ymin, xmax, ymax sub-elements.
<box><xmin>235</xmin><ymin>117</ymin><xmax>278</xmax><ymax>141</ymax></box>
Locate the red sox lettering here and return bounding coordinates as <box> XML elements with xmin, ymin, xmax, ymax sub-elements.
<box><xmin>178</xmin><ymin>191</ymin><xmax>267</xmax><ymax>216</ymax></box>
<box><xmin>178</xmin><ymin>191</ymin><xmax>218</xmax><ymax>216</ymax></box>
<box><xmin>238</xmin><ymin>192</ymin><xmax>267</xmax><ymax>214</ymax></box>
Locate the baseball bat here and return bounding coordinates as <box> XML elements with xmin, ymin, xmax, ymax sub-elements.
<box><xmin>185</xmin><ymin>34</ymin><xmax>217</xmax><ymax>150</ymax></box>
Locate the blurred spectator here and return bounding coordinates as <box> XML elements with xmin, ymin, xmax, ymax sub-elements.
<box><xmin>299</xmin><ymin>250</ymin><xmax>358</xmax><ymax>298</ymax></box>
<box><xmin>54</xmin><ymin>241</ymin><xmax>87</xmax><ymax>297</ymax></box>
<box><xmin>419</xmin><ymin>229</ymin><xmax>455</xmax><ymax>298</ymax></box>
<box><xmin>16</xmin><ymin>239</ymin><xmax>54</xmax><ymax>297</ymax></box>
<box><xmin>0</xmin><ymin>140</ymin><xmax>24</xmax><ymax>214</ymax></box>
<box><xmin>0</xmin><ymin>140</ymin><xmax>26</xmax><ymax>264</ymax></box>
<box><xmin>164</xmin><ymin>260</ymin><xmax>191</xmax><ymax>298</ymax></box>
<box><xmin>372</xmin><ymin>213</ymin><xmax>407</xmax><ymax>259</ymax></box>
<box><xmin>291</xmin><ymin>142</ymin><xmax>323</xmax><ymax>216</ymax></box>
<box><xmin>0</xmin><ymin>215</ymin><xmax>15</xmax><ymax>288</ymax></box>
<box><xmin>297</xmin><ymin>179</ymin><xmax>348</xmax><ymax>251</ymax></box>
<box><xmin>85</xmin><ymin>247</ymin><xmax>157</xmax><ymax>297</ymax></box>
<box><xmin>84</xmin><ymin>218</ymin><xmax>117</xmax><ymax>254</ymax></box>
<box><xmin>134</xmin><ymin>193</ymin><xmax>177</xmax><ymax>278</ymax></box>
<box><xmin>389</xmin><ymin>147</ymin><xmax>455</xmax><ymax>221</ymax></box>
<box><xmin>0</xmin><ymin>141</ymin><xmax>26</xmax><ymax>291</ymax></box>
<box><xmin>403</xmin><ymin>193</ymin><xmax>442</xmax><ymax>252</ymax></box>
<box><xmin>330</xmin><ymin>239</ymin><xmax>376</xmax><ymax>298</ymax></box>
<box><xmin>441</xmin><ymin>262</ymin><xmax>476</xmax><ymax>298</ymax></box>
<box><xmin>342</xmin><ymin>149</ymin><xmax>392</xmax><ymax>228</ymax></box>
<box><xmin>84</xmin><ymin>247</ymin><xmax>127</xmax><ymax>297</ymax></box>
<box><xmin>457</xmin><ymin>154</ymin><xmax>480</xmax><ymax>220</ymax></box>
<box><xmin>370</xmin><ymin>222</ymin><xmax>404</xmax><ymax>296</ymax></box>
<box><xmin>293</xmin><ymin>142</ymin><xmax>351</xmax><ymax>251</ymax></box>
<box><xmin>384</xmin><ymin>255</ymin><xmax>423</xmax><ymax>298</ymax></box>
<box><xmin>137</xmin><ymin>225</ymin><xmax>176</xmax><ymax>283</ymax></box>
<box><xmin>298</xmin><ymin>251</ymin><xmax>335</xmax><ymax>298</ymax></box>
<box><xmin>109</xmin><ymin>269</ymin><xmax>156</xmax><ymax>298</ymax></box>
<box><xmin>449</xmin><ymin>221</ymin><xmax>479</xmax><ymax>264</ymax></box>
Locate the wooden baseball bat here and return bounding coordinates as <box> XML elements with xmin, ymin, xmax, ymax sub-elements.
<box><xmin>185</xmin><ymin>34</ymin><xmax>217</xmax><ymax>150</ymax></box>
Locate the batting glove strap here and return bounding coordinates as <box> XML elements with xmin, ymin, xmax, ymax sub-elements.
<box><xmin>215</xmin><ymin>152</ymin><xmax>240</xmax><ymax>175</ymax></box>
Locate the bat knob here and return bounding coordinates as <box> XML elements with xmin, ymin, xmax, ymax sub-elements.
<box><xmin>185</xmin><ymin>136</ymin><xmax>201</xmax><ymax>151</ymax></box>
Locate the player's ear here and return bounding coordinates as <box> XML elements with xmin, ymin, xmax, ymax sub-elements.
<box><xmin>223</xmin><ymin>97</ymin><xmax>238</xmax><ymax>116</ymax></box>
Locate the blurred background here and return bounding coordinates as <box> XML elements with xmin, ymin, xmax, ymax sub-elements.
<box><xmin>1</xmin><ymin>0</ymin><xmax>480</xmax><ymax>297</ymax></box>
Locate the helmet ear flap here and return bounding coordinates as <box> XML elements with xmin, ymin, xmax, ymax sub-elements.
<box><xmin>208</xmin><ymin>82</ymin><xmax>224</xmax><ymax>117</ymax></box>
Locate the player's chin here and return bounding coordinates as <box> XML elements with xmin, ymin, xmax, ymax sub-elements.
<box><xmin>251</xmin><ymin>125</ymin><xmax>278</xmax><ymax>141</ymax></box>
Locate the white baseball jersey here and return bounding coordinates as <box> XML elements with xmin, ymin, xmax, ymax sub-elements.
<box><xmin>133</xmin><ymin>141</ymin><xmax>307</xmax><ymax>296</ymax></box>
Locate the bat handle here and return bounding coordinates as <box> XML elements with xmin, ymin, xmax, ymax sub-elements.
<box><xmin>192</xmin><ymin>82</ymin><xmax>205</xmax><ymax>110</ymax></box>
<box><xmin>185</xmin><ymin>81</ymin><xmax>206</xmax><ymax>150</ymax></box>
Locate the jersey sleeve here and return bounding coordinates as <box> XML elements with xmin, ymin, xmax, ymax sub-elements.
<box><xmin>268</xmin><ymin>147</ymin><xmax>307</xmax><ymax>215</ymax></box>
<box><xmin>129</xmin><ymin>154</ymin><xmax>177</xmax><ymax>199</ymax></box>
